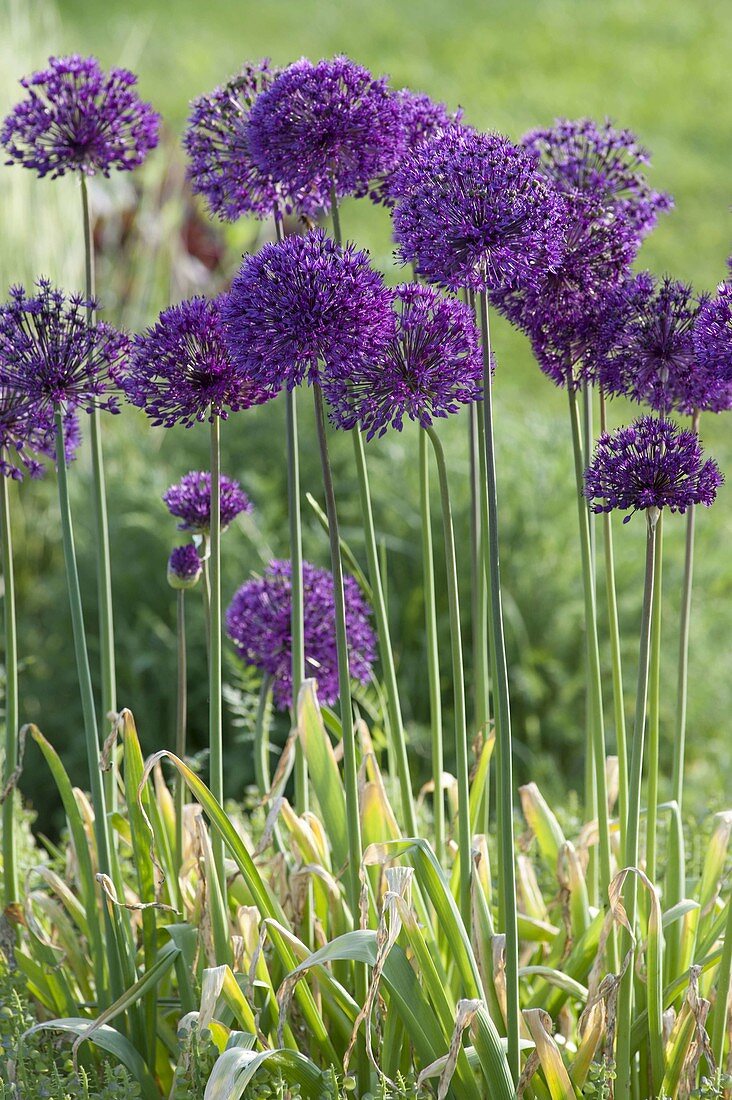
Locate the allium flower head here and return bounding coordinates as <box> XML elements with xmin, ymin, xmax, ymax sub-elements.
<box><xmin>183</xmin><ymin>60</ymin><xmax>327</xmax><ymax>222</ymax></box>
<box><xmin>163</xmin><ymin>470</ymin><xmax>252</xmax><ymax>533</ymax></box>
<box><xmin>1</xmin><ymin>54</ymin><xmax>159</xmax><ymax>179</ymax></box>
<box><xmin>593</xmin><ymin>275</ymin><xmax>728</xmax><ymax>414</ymax></box>
<box><xmin>325</xmin><ymin>283</ymin><xmax>482</xmax><ymax>438</ymax></box>
<box><xmin>226</xmin><ymin>559</ymin><xmax>376</xmax><ymax>710</ymax></box>
<box><xmin>247</xmin><ymin>56</ymin><xmax>402</xmax><ymax>203</ymax></box>
<box><xmin>391</xmin><ymin>128</ymin><xmax>564</xmax><ymax>292</ymax></box>
<box><xmin>522</xmin><ymin>118</ymin><xmax>672</xmax><ymax>239</ymax></box>
<box><xmin>584</xmin><ymin>415</ymin><xmax>723</xmax><ymax>521</ymax></box>
<box><xmin>694</xmin><ymin>274</ymin><xmax>732</xmax><ymax>390</ymax></box>
<box><xmin>0</xmin><ymin>280</ymin><xmax>126</xmax><ymax>414</ymax></box>
<box><xmin>116</xmin><ymin>295</ymin><xmax>275</xmax><ymax>427</ymax></box>
<box><xmin>0</xmin><ymin>386</ymin><xmax>80</xmax><ymax>479</ymax></box>
<box><xmin>167</xmin><ymin>543</ymin><xmax>203</xmax><ymax>590</ymax></box>
<box><xmin>223</xmin><ymin>229</ymin><xmax>395</xmax><ymax>389</ymax></box>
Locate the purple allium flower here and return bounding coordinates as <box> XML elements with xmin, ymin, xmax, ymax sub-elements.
<box><xmin>325</xmin><ymin>283</ymin><xmax>482</xmax><ymax>438</ymax></box>
<box><xmin>593</xmin><ymin>275</ymin><xmax>730</xmax><ymax>414</ymax></box>
<box><xmin>222</xmin><ymin>229</ymin><xmax>395</xmax><ymax>390</ymax></box>
<box><xmin>183</xmin><ymin>60</ymin><xmax>328</xmax><ymax>222</ymax></box>
<box><xmin>0</xmin><ymin>386</ymin><xmax>80</xmax><ymax>479</ymax></box>
<box><xmin>115</xmin><ymin>295</ymin><xmax>275</xmax><ymax>427</ymax></box>
<box><xmin>247</xmin><ymin>56</ymin><xmax>403</xmax><ymax>203</ymax></box>
<box><xmin>167</xmin><ymin>543</ymin><xmax>203</xmax><ymax>589</ymax></box>
<box><xmin>226</xmin><ymin>558</ymin><xmax>376</xmax><ymax>710</ymax></box>
<box><xmin>694</xmin><ymin>274</ymin><xmax>732</xmax><ymax>389</ymax></box>
<box><xmin>0</xmin><ymin>280</ymin><xmax>126</xmax><ymax>414</ymax></box>
<box><xmin>1</xmin><ymin>55</ymin><xmax>159</xmax><ymax>179</ymax></box>
<box><xmin>522</xmin><ymin>118</ymin><xmax>672</xmax><ymax>240</ymax></box>
<box><xmin>371</xmin><ymin>88</ymin><xmax>466</xmax><ymax>207</ymax></box>
<box><xmin>391</xmin><ymin>128</ymin><xmax>564</xmax><ymax>292</ymax></box>
<box><xmin>163</xmin><ymin>470</ymin><xmax>252</xmax><ymax>533</ymax></box>
<box><xmin>584</xmin><ymin>415</ymin><xmax>723</xmax><ymax>520</ymax></box>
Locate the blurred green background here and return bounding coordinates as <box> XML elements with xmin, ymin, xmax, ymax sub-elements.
<box><xmin>2</xmin><ymin>0</ymin><xmax>731</xmax><ymax>834</ymax></box>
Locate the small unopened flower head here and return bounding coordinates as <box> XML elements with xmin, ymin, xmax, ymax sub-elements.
<box><xmin>247</xmin><ymin>56</ymin><xmax>403</xmax><ymax>203</ymax></box>
<box><xmin>226</xmin><ymin>559</ymin><xmax>376</xmax><ymax>710</ymax></box>
<box><xmin>325</xmin><ymin>283</ymin><xmax>482</xmax><ymax>437</ymax></box>
<box><xmin>223</xmin><ymin>229</ymin><xmax>395</xmax><ymax>390</ymax></box>
<box><xmin>1</xmin><ymin>54</ymin><xmax>159</xmax><ymax>178</ymax></box>
<box><xmin>0</xmin><ymin>280</ymin><xmax>126</xmax><ymax>414</ymax></box>
<box><xmin>584</xmin><ymin>415</ymin><xmax>723</xmax><ymax>520</ymax></box>
<box><xmin>167</xmin><ymin>543</ymin><xmax>203</xmax><ymax>590</ymax></box>
<box><xmin>391</xmin><ymin>128</ymin><xmax>564</xmax><ymax>292</ymax></box>
<box><xmin>522</xmin><ymin>117</ymin><xmax>672</xmax><ymax>239</ymax></box>
<box><xmin>694</xmin><ymin>271</ymin><xmax>732</xmax><ymax>394</ymax></box>
<box><xmin>163</xmin><ymin>470</ymin><xmax>252</xmax><ymax>533</ymax></box>
<box><xmin>116</xmin><ymin>295</ymin><xmax>275</xmax><ymax>427</ymax></box>
<box><xmin>0</xmin><ymin>386</ymin><xmax>80</xmax><ymax>479</ymax></box>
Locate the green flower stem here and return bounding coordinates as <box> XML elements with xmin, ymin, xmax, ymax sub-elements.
<box><xmin>0</xmin><ymin>468</ymin><xmax>19</xmax><ymax>906</ymax></box>
<box><xmin>645</xmin><ymin>513</ymin><xmax>663</xmax><ymax>886</ymax></box>
<box><xmin>174</xmin><ymin>589</ymin><xmax>187</xmax><ymax>875</ymax></box>
<box><xmin>469</xmin><ymin>402</ymin><xmax>490</xmax><ymax>829</ymax></box>
<box><xmin>478</xmin><ymin>292</ymin><xmax>519</xmax><ymax>1081</ymax></box>
<box><xmin>425</xmin><ymin>425</ymin><xmax>470</xmax><ymax>921</ymax></box>
<box><xmin>208</xmin><ymin>413</ymin><xmax>225</xmax><ymax>890</ymax></box>
<box><xmin>419</xmin><ymin>430</ymin><xmax>444</xmax><ymax>857</ymax></box>
<box><xmin>599</xmin><ymin>390</ymin><xmax>628</xmax><ymax>853</ymax></box>
<box><xmin>201</xmin><ymin>549</ymin><xmax>212</xmax><ymax>656</ymax></box>
<box><xmin>615</xmin><ymin>508</ymin><xmax>659</xmax><ymax>1100</ymax></box>
<box><xmin>352</xmin><ymin>428</ymin><xmax>416</xmax><ymax>836</ymax></box>
<box><xmin>567</xmin><ymin>385</ymin><xmax>613</xmax><ymax>903</ymax></box>
<box><xmin>581</xmin><ymin>383</ymin><xmax>598</xmax><ymax>901</ymax></box>
<box><xmin>54</xmin><ymin>408</ymin><xmax>112</xmax><ymax>879</ymax></box>
<box><xmin>672</xmin><ymin>408</ymin><xmax>701</xmax><ymax>808</ymax></box>
<box><xmin>711</xmin><ymin>892</ymin><xmax>732</xmax><ymax>1069</ymax></box>
<box><xmin>254</xmin><ymin>675</ymin><xmax>273</xmax><ymax>795</ymax></box>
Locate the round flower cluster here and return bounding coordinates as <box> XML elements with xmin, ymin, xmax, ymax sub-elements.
<box><xmin>1</xmin><ymin>54</ymin><xmax>159</xmax><ymax>178</ymax></box>
<box><xmin>694</xmin><ymin>268</ymin><xmax>732</xmax><ymax>389</ymax></box>
<box><xmin>0</xmin><ymin>386</ymin><xmax>80</xmax><ymax>480</ymax></box>
<box><xmin>226</xmin><ymin>559</ymin><xmax>376</xmax><ymax>710</ymax></box>
<box><xmin>163</xmin><ymin>470</ymin><xmax>252</xmax><ymax>533</ymax></box>
<box><xmin>167</xmin><ymin>543</ymin><xmax>203</xmax><ymax>590</ymax></box>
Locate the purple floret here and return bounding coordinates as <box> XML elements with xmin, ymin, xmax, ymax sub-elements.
<box><xmin>584</xmin><ymin>415</ymin><xmax>723</xmax><ymax>520</ymax></box>
<box><xmin>325</xmin><ymin>283</ymin><xmax>482</xmax><ymax>438</ymax></box>
<box><xmin>1</xmin><ymin>54</ymin><xmax>159</xmax><ymax>179</ymax></box>
<box><xmin>391</xmin><ymin>128</ymin><xmax>564</xmax><ymax>293</ymax></box>
<box><xmin>226</xmin><ymin>559</ymin><xmax>376</xmax><ymax>710</ymax></box>
<box><xmin>116</xmin><ymin>294</ymin><xmax>276</xmax><ymax>427</ymax></box>
<box><xmin>163</xmin><ymin>470</ymin><xmax>252</xmax><ymax>533</ymax></box>
<box><xmin>694</xmin><ymin>273</ymin><xmax>732</xmax><ymax>395</ymax></box>
<box><xmin>0</xmin><ymin>280</ymin><xmax>126</xmax><ymax>415</ymax></box>
<box><xmin>0</xmin><ymin>385</ymin><xmax>80</xmax><ymax>479</ymax></box>
<box><xmin>167</xmin><ymin>543</ymin><xmax>203</xmax><ymax>589</ymax></box>
<box><xmin>222</xmin><ymin>228</ymin><xmax>395</xmax><ymax>390</ymax></box>
<box><xmin>247</xmin><ymin>56</ymin><xmax>403</xmax><ymax>204</ymax></box>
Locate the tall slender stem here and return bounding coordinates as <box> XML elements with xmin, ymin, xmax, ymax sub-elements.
<box><xmin>352</xmin><ymin>429</ymin><xmax>416</xmax><ymax>835</ymax></box>
<box><xmin>208</xmin><ymin>414</ymin><xmax>225</xmax><ymax>889</ymax></box>
<box><xmin>599</xmin><ymin>391</ymin><xmax>628</xmax><ymax>853</ymax></box>
<box><xmin>478</xmin><ymin>292</ymin><xmax>519</xmax><ymax>1081</ymax></box>
<box><xmin>711</xmin><ymin>893</ymin><xmax>732</xmax><ymax>1070</ymax></box>
<box><xmin>615</xmin><ymin>510</ymin><xmax>659</xmax><ymax>1100</ymax></box>
<box><xmin>645</xmin><ymin>514</ymin><xmax>663</xmax><ymax>885</ymax></box>
<box><xmin>254</xmin><ymin>675</ymin><xmax>273</xmax><ymax>796</ymax></box>
<box><xmin>174</xmin><ymin>589</ymin><xmax>187</xmax><ymax>875</ymax></box>
<box><xmin>54</xmin><ymin>408</ymin><xmax>111</xmax><ymax>878</ymax></box>
<box><xmin>581</xmin><ymin>383</ymin><xmax>598</xmax><ymax>901</ymax></box>
<box><xmin>1</xmin><ymin>470</ymin><xmax>18</xmax><ymax>906</ymax></box>
<box><xmin>419</xmin><ymin>430</ymin><xmax>444</xmax><ymax>857</ymax></box>
<box><xmin>469</xmin><ymin>403</ymin><xmax>490</xmax><ymax>828</ymax></box>
<box><xmin>425</xmin><ymin>426</ymin><xmax>470</xmax><ymax>921</ymax></box>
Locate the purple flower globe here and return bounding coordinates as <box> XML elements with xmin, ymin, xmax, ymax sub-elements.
<box><xmin>522</xmin><ymin>117</ymin><xmax>672</xmax><ymax>240</ymax></box>
<box><xmin>0</xmin><ymin>280</ymin><xmax>127</xmax><ymax>414</ymax></box>
<box><xmin>694</xmin><ymin>272</ymin><xmax>732</xmax><ymax>390</ymax></box>
<box><xmin>116</xmin><ymin>294</ymin><xmax>275</xmax><ymax>427</ymax></box>
<box><xmin>1</xmin><ymin>55</ymin><xmax>159</xmax><ymax>179</ymax></box>
<box><xmin>167</xmin><ymin>543</ymin><xmax>203</xmax><ymax>590</ymax></box>
<box><xmin>325</xmin><ymin>283</ymin><xmax>482</xmax><ymax>438</ymax></box>
<box><xmin>226</xmin><ymin>559</ymin><xmax>376</xmax><ymax>710</ymax></box>
<box><xmin>0</xmin><ymin>387</ymin><xmax>80</xmax><ymax>479</ymax></box>
<box><xmin>222</xmin><ymin>228</ymin><xmax>395</xmax><ymax>390</ymax></box>
<box><xmin>247</xmin><ymin>56</ymin><xmax>403</xmax><ymax>203</ymax></box>
<box><xmin>584</xmin><ymin>415</ymin><xmax>723</xmax><ymax>521</ymax></box>
<box><xmin>391</xmin><ymin>128</ymin><xmax>564</xmax><ymax>292</ymax></box>
<box><xmin>163</xmin><ymin>470</ymin><xmax>252</xmax><ymax>533</ymax></box>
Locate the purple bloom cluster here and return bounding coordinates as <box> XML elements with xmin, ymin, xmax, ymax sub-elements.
<box><xmin>391</xmin><ymin>128</ymin><xmax>564</xmax><ymax>292</ymax></box>
<box><xmin>0</xmin><ymin>387</ymin><xmax>80</xmax><ymax>479</ymax></box>
<box><xmin>248</xmin><ymin>56</ymin><xmax>402</xmax><ymax>204</ymax></box>
<box><xmin>116</xmin><ymin>295</ymin><xmax>274</xmax><ymax>427</ymax></box>
<box><xmin>1</xmin><ymin>55</ymin><xmax>159</xmax><ymax>179</ymax></box>
<box><xmin>163</xmin><ymin>470</ymin><xmax>252</xmax><ymax>533</ymax></box>
<box><xmin>694</xmin><ymin>270</ymin><xmax>732</xmax><ymax>389</ymax></box>
<box><xmin>167</xmin><ymin>543</ymin><xmax>203</xmax><ymax>589</ymax></box>
<box><xmin>227</xmin><ymin>559</ymin><xmax>376</xmax><ymax>710</ymax></box>
<box><xmin>522</xmin><ymin>117</ymin><xmax>672</xmax><ymax>239</ymax></box>
<box><xmin>584</xmin><ymin>415</ymin><xmax>723</xmax><ymax>520</ymax></box>
<box><xmin>223</xmin><ymin>229</ymin><xmax>395</xmax><ymax>389</ymax></box>
<box><xmin>0</xmin><ymin>280</ymin><xmax>127</xmax><ymax>415</ymax></box>
<box><xmin>326</xmin><ymin>283</ymin><xmax>482</xmax><ymax>437</ymax></box>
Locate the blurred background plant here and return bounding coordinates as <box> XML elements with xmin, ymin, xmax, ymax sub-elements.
<box><xmin>1</xmin><ymin>0</ymin><xmax>731</xmax><ymax>841</ymax></box>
